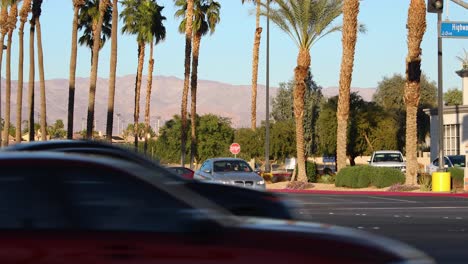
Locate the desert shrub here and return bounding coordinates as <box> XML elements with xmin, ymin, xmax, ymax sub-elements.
<box><xmin>317</xmin><ymin>174</ymin><xmax>335</xmax><ymax>184</ymax></box>
<box><xmin>335</xmin><ymin>166</ymin><xmax>370</xmax><ymax>188</ymax></box>
<box><xmin>418</xmin><ymin>173</ymin><xmax>432</xmax><ymax>191</ymax></box>
<box><xmin>371</xmin><ymin>167</ymin><xmax>405</xmax><ymax>188</ymax></box>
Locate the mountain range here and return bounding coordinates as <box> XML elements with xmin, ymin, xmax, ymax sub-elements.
<box><xmin>0</xmin><ymin>75</ymin><xmax>376</xmax><ymax>132</ymax></box>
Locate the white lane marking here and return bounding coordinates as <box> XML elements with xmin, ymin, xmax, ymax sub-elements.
<box><xmin>366</xmin><ymin>196</ymin><xmax>417</xmax><ymax>203</ymax></box>
<box><xmin>372</xmin><ymin>227</ymin><xmax>380</xmax><ymax>230</ymax></box>
<box><xmin>456</xmin><ymin>217</ymin><xmax>463</xmax><ymax>219</ymax></box>
<box><xmin>300</xmin><ymin>206</ymin><xmax>468</xmax><ymax>211</ymax></box>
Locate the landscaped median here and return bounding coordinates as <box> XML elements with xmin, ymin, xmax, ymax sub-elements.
<box><xmin>265</xmin><ymin>165</ymin><xmax>468</xmax><ymax>197</ymax></box>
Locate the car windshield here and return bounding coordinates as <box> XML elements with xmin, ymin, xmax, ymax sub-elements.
<box><xmin>213</xmin><ymin>160</ymin><xmax>252</xmax><ymax>173</ymax></box>
<box><xmin>373</xmin><ymin>153</ymin><xmax>403</xmax><ymax>163</ymax></box>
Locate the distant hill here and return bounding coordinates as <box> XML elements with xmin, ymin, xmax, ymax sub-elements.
<box><xmin>1</xmin><ymin>76</ymin><xmax>376</xmax><ymax>131</ymax></box>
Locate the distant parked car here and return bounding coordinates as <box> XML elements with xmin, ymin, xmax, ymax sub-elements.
<box><xmin>195</xmin><ymin>158</ymin><xmax>266</xmax><ymax>190</ymax></box>
<box><xmin>368</xmin><ymin>150</ymin><xmax>406</xmax><ymax>172</ymax></box>
<box><xmin>426</xmin><ymin>155</ymin><xmax>466</xmax><ymax>174</ymax></box>
<box><xmin>168</xmin><ymin>166</ymin><xmax>195</xmax><ymax>179</ymax></box>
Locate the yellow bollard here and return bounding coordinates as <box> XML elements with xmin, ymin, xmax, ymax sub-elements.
<box><xmin>432</xmin><ymin>172</ymin><xmax>451</xmax><ymax>192</ymax></box>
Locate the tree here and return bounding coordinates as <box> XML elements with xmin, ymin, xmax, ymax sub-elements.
<box><xmin>179</xmin><ymin>0</ymin><xmax>194</xmax><ymax>167</ymax></box>
<box><xmin>27</xmin><ymin>0</ymin><xmax>36</xmax><ymax>141</ymax></box>
<box><xmin>67</xmin><ymin>0</ymin><xmax>85</xmax><ymax>139</ymax></box>
<box><xmin>34</xmin><ymin>0</ymin><xmax>47</xmax><ymax>141</ymax></box>
<box><xmin>263</xmin><ymin>0</ymin><xmax>342</xmax><ymax>182</ymax></box>
<box><xmin>241</xmin><ymin>0</ymin><xmax>262</xmax><ymax>130</ymax></box>
<box><xmin>47</xmin><ymin>120</ymin><xmax>67</xmax><ymax>139</ymax></box>
<box><xmin>175</xmin><ymin>0</ymin><xmax>221</xmax><ymax>168</ymax></box>
<box><xmin>16</xmin><ymin>0</ymin><xmax>32</xmax><ymax>143</ymax></box>
<box><xmin>86</xmin><ymin>0</ymin><xmax>110</xmax><ymax>139</ymax></box>
<box><xmin>3</xmin><ymin>1</ymin><xmax>18</xmax><ymax>146</ymax></box>
<box><xmin>142</xmin><ymin>1</ymin><xmax>166</xmax><ymax>153</ymax></box>
<box><xmin>105</xmin><ymin>0</ymin><xmax>118</xmax><ymax>141</ymax></box>
<box><xmin>234</xmin><ymin>127</ymin><xmax>264</xmax><ymax>161</ymax></box>
<box><xmin>444</xmin><ymin>88</ymin><xmax>462</xmax><ymax>106</ymax></box>
<box><xmin>0</xmin><ymin>0</ymin><xmax>12</xmax><ymax>145</ymax></box>
<box><xmin>77</xmin><ymin>0</ymin><xmax>111</xmax><ymax>63</ymax></box>
<box><xmin>336</xmin><ymin>0</ymin><xmax>359</xmax><ymax>171</ymax></box>
<box><xmin>404</xmin><ymin>0</ymin><xmax>426</xmax><ymax>185</ymax></box>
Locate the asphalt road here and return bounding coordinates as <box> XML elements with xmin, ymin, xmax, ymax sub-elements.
<box><xmin>286</xmin><ymin>193</ymin><xmax>468</xmax><ymax>264</ymax></box>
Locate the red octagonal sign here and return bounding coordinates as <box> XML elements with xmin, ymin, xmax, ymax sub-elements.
<box><xmin>230</xmin><ymin>143</ymin><xmax>241</xmax><ymax>155</ymax></box>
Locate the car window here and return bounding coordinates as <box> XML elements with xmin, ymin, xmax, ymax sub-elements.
<box><xmin>200</xmin><ymin>161</ymin><xmax>211</xmax><ymax>172</ymax></box>
<box><xmin>61</xmin><ymin>167</ymin><xmax>194</xmax><ymax>232</ymax></box>
<box><xmin>213</xmin><ymin>160</ymin><xmax>252</xmax><ymax>172</ymax></box>
<box><xmin>373</xmin><ymin>153</ymin><xmax>403</xmax><ymax>162</ymax></box>
<box><xmin>449</xmin><ymin>156</ymin><xmax>465</xmax><ymax>167</ymax></box>
<box><xmin>0</xmin><ymin>169</ymin><xmax>73</xmax><ymax>230</ymax></box>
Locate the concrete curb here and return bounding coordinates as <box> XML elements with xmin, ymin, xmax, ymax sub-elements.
<box><xmin>269</xmin><ymin>189</ymin><xmax>468</xmax><ymax>197</ymax></box>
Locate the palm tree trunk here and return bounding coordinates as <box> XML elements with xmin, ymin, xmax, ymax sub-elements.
<box><xmin>133</xmin><ymin>42</ymin><xmax>145</xmax><ymax>149</ymax></box>
<box><xmin>337</xmin><ymin>0</ymin><xmax>360</xmax><ymax>172</ymax></box>
<box><xmin>250</xmin><ymin>0</ymin><xmax>262</xmax><ymax>131</ymax></box>
<box><xmin>28</xmin><ymin>18</ymin><xmax>35</xmax><ymax>141</ymax></box>
<box><xmin>106</xmin><ymin>0</ymin><xmax>119</xmax><ymax>142</ymax></box>
<box><xmin>106</xmin><ymin>0</ymin><xmax>118</xmax><ymax>142</ymax></box>
<box><xmin>0</xmin><ymin>6</ymin><xmax>8</xmax><ymax>146</ymax></box>
<box><xmin>16</xmin><ymin>21</ymin><xmax>26</xmax><ymax>143</ymax></box>
<box><xmin>86</xmin><ymin>0</ymin><xmax>109</xmax><ymax>139</ymax></box>
<box><xmin>36</xmin><ymin>18</ymin><xmax>47</xmax><ymax>141</ymax></box>
<box><xmin>67</xmin><ymin>6</ymin><xmax>80</xmax><ymax>139</ymax></box>
<box><xmin>405</xmin><ymin>0</ymin><xmax>426</xmax><ymax>185</ymax></box>
<box><xmin>3</xmin><ymin>30</ymin><xmax>13</xmax><ymax>146</ymax></box>
<box><xmin>190</xmin><ymin>32</ymin><xmax>202</xmax><ymax>169</ymax></box>
<box><xmin>144</xmin><ymin>41</ymin><xmax>154</xmax><ymax>153</ymax></box>
<box><xmin>181</xmin><ymin>0</ymin><xmax>194</xmax><ymax>167</ymax></box>
<box><xmin>292</xmin><ymin>48</ymin><xmax>310</xmax><ymax>182</ymax></box>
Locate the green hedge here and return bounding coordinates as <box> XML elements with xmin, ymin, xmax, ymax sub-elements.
<box><xmin>306</xmin><ymin>161</ymin><xmax>317</xmax><ymax>183</ymax></box>
<box><xmin>448</xmin><ymin>167</ymin><xmax>464</xmax><ymax>181</ymax></box>
<box><xmin>335</xmin><ymin>165</ymin><xmax>405</xmax><ymax>189</ymax></box>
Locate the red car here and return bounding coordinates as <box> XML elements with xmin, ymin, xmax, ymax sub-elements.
<box><xmin>0</xmin><ymin>152</ymin><xmax>434</xmax><ymax>264</ymax></box>
<box><xmin>168</xmin><ymin>166</ymin><xmax>195</xmax><ymax>179</ymax></box>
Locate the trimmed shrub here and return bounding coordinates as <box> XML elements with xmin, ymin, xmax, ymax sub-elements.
<box><xmin>371</xmin><ymin>167</ymin><xmax>405</xmax><ymax>188</ymax></box>
<box><xmin>335</xmin><ymin>166</ymin><xmax>370</xmax><ymax>188</ymax></box>
<box><xmin>306</xmin><ymin>161</ymin><xmax>317</xmax><ymax>183</ymax></box>
<box><xmin>336</xmin><ymin>166</ymin><xmax>404</xmax><ymax>189</ymax></box>
<box><xmin>448</xmin><ymin>167</ymin><xmax>464</xmax><ymax>192</ymax></box>
<box><xmin>317</xmin><ymin>174</ymin><xmax>335</xmax><ymax>184</ymax></box>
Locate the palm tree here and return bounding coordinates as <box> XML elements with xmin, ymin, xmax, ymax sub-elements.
<box><xmin>175</xmin><ymin>0</ymin><xmax>220</xmax><ymax>168</ymax></box>
<box><xmin>27</xmin><ymin>0</ymin><xmax>36</xmax><ymax>141</ymax></box>
<box><xmin>86</xmin><ymin>0</ymin><xmax>110</xmax><ymax>139</ymax></box>
<box><xmin>105</xmin><ymin>0</ymin><xmax>118</xmax><ymax>142</ymax></box>
<box><xmin>336</xmin><ymin>0</ymin><xmax>360</xmax><ymax>171</ymax></box>
<box><xmin>405</xmin><ymin>0</ymin><xmax>426</xmax><ymax>185</ymax></box>
<box><xmin>142</xmin><ymin>1</ymin><xmax>166</xmax><ymax>153</ymax></box>
<box><xmin>78</xmin><ymin>0</ymin><xmax>112</xmax><ymax>64</ymax></box>
<box><xmin>264</xmin><ymin>0</ymin><xmax>342</xmax><ymax>182</ymax></box>
<box><xmin>0</xmin><ymin>0</ymin><xmax>13</xmax><ymax>145</ymax></box>
<box><xmin>16</xmin><ymin>0</ymin><xmax>32</xmax><ymax>143</ymax></box>
<box><xmin>3</xmin><ymin>1</ymin><xmax>17</xmax><ymax>146</ymax></box>
<box><xmin>33</xmin><ymin>0</ymin><xmax>47</xmax><ymax>141</ymax></box>
<box><xmin>67</xmin><ymin>0</ymin><xmax>85</xmax><ymax>139</ymax></box>
<box><xmin>120</xmin><ymin>0</ymin><xmax>155</xmax><ymax>149</ymax></box>
<box><xmin>241</xmin><ymin>0</ymin><xmax>261</xmax><ymax>130</ymax></box>
<box><xmin>179</xmin><ymin>0</ymin><xmax>194</xmax><ymax>167</ymax></box>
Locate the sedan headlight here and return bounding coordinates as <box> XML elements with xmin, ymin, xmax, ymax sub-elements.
<box><xmin>257</xmin><ymin>180</ymin><xmax>265</xmax><ymax>185</ymax></box>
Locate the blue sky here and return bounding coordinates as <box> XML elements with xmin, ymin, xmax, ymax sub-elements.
<box><xmin>6</xmin><ymin>0</ymin><xmax>468</xmax><ymax>91</ymax></box>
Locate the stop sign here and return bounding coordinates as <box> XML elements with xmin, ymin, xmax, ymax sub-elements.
<box><xmin>229</xmin><ymin>143</ymin><xmax>241</xmax><ymax>155</ymax></box>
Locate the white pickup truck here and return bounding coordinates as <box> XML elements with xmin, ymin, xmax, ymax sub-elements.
<box><xmin>368</xmin><ymin>150</ymin><xmax>406</xmax><ymax>172</ymax></box>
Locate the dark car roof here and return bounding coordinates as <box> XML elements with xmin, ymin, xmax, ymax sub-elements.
<box><xmin>207</xmin><ymin>157</ymin><xmax>249</xmax><ymax>162</ymax></box>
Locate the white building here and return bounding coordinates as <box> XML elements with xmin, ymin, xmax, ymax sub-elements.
<box><xmin>424</xmin><ymin>68</ymin><xmax>468</xmax><ymax>160</ymax></box>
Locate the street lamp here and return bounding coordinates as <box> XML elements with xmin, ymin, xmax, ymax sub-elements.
<box><xmin>427</xmin><ymin>0</ymin><xmax>445</xmax><ymax>171</ymax></box>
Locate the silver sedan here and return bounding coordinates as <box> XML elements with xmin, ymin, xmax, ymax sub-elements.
<box><xmin>194</xmin><ymin>158</ymin><xmax>266</xmax><ymax>190</ymax></box>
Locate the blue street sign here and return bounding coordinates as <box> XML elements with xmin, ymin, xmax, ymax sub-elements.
<box><xmin>440</xmin><ymin>21</ymin><xmax>468</xmax><ymax>38</ymax></box>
